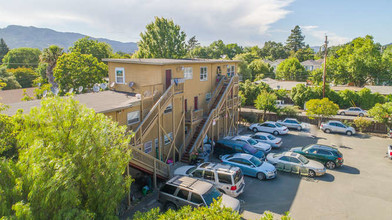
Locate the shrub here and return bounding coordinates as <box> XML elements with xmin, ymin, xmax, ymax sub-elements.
<box><xmin>277</xmin><ymin>106</ymin><xmax>300</xmax><ymax>117</ymax></box>
<box><xmin>353</xmin><ymin>117</ymin><xmax>373</xmax><ymax>132</ymax></box>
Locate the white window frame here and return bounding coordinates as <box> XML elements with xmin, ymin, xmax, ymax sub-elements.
<box><xmin>227</xmin><ymin>65</ymin><xmax>235</xmax><ymax>76</ymax></box>
<box><xmin>200</xmin><ymin>67</ymin><xmax>208</xmax><ymax>81</ymax></box>
<box><xmin>164</xmin><ymin>132</ymin><xmax>173</xmax><ymax>145</ymax></box>
<box><xmin>115</xmin><ymin>67</ymin><xmax>125</xmax><ymax>84</ymax></box>
<box><xmin>144</xmin><ymin>140</ymin><xmax>152</xmax><ymax>154</ymax></box>
<box><xmin>127</xmin><ymin>110</ymin><xmax>140</xmax><ymax>125</ymax></box>
<box><xmin>183</xmin><ymin>67</ymin><xmax>193</xmax><ymax>80</ymax></box>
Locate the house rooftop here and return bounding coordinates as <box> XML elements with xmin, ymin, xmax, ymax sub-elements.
<box><xmin>2</xmin><ymin>90</ymin><xmax>140</xmax><ymax>116</ymax></box>
<box><xmin>300</xmin><ymin>59</ymin><xmax>323</xmax><ymax>66</ymax></box>
<box><xmin>0</xmin><ymin>87</ymin><xmax>37</xmax><ymax>104</ymax></box>
<box><xmin>102</xmin><ymin>58</ymin><xmax>240</xmax><ymax>65</ymax></box>
<box><xmin>255</xmin><ymin>78</ymin><xmax>306</xmax><ymax>90</ymax></box>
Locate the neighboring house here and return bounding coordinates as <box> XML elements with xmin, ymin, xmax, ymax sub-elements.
<box><xmin>331</xmin><ymin>85</ymin><xmax>392</xmax><ymax>96</ymax></box>
<box><xmin>0</xmin><ymin>87</ymin><xmax>36</xmax><ymax>104</ymax></box>
<box><xmin>4</xmin><ymin>58</ymin><xmax>241</xmax><ymax>186</ymax></box>
<box><xmin>301</xmin><ymin>59</ymin><xmax>323</xmax><ymax>71</ymax></box>
<box><xmin>263</xmin><ymin>59</ymin><xmax>284</xmax><ymax>73</ymax></box>
<box><xmin>255</xmin><ymin>77</ymin><xmax>306</xmax><ymax>91</ymax></box>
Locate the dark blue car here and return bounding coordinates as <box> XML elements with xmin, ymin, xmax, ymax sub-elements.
<box><xmin>214</xmin><ymin>139</ymin><xmax>265</xmax><ymax>160</ymax></box>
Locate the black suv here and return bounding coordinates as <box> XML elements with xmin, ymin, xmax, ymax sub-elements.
<box><xmin>214</xmin><ymin>139</ymin><xmax>265</xmax><ymax>160</ymax></box>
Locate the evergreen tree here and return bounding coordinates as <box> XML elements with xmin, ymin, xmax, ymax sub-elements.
<box><xmin>286</xmin><ymin>25</ymin><xmax>305</xmax><ymax>52</ymax></box>
<box><xmin>0</xmin><ymin>38</ymin><xmax>9</xmax><ymax>62</ymax></box>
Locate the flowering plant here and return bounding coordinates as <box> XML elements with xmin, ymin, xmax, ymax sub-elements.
<box><xmin>190</xmin><ymin>152</ymin><xmax>199</xmax><ymax>160</ymax></box>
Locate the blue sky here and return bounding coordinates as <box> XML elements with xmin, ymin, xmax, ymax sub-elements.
<box><xmin>0</xmin><ymin>0</ymin><xmax>390</xmax><ymax>47</ymax></box>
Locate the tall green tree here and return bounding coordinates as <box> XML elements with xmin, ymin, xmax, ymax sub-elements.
<box><xmin>0</xmin><ymin>67</ymin><xmax>21</xmax><ymax>90</ymax></box>
<box><xmin>248</xmin><ymin>59</ymin><xmax>274</xmax><ymax>79</ymax></box>
<box><xmin>7</xmin><ymin>67</ymin><xmax>39</xmax><ymax>88</ymax></box>
<box><xmin>1</xmin><ymin>97</ymin><xmax>133</xmax><ymax>219</ymax></box>
<box><xmin>69</xmin><ymin>37</ymin><xmax>112</xmax><ymax>62</ymax></box>
<box><xmin>187</xmin><ymin>36</ymin><xmax>200</xmax><ymax>52</ymax></box>
<box><xmin>260</xmin><ymin>41</ymin><xmax>289</xmax><ymax>60</ymax></box>
<box><xmin>134</xmin><ymin>17</ymin><xmax>187</xmax><ymax>59</ymax></box>
<box><xmin>40</xmin><ymin>45</ymin><xmax>64</xmax><ymax>88</ymax></box>
<box><xmin>291</xmin><ymin>47</ymin><xmax>315</xmax><ymax>62</ymax></box>
<box><xmin>286</xmin><ymin>25</ymin><xmax>305</xmax><ymax>52</ymax></box>
<box><xmin>275</xmin><ymin>57</ymin><xmax>307</xmax><ymax>81</ymax></box>
<box><xmin>239</xmin><ymin>80</ymin><xmax>272</xmax><ymax>106</ymax></box>
<box><xmin>306</xmin><ymin>98</ymin><xmax>339</xmax><ymax>125</ymax></box>
<box><xmin>0</xmin><ymin>38</ymin><xmax>9</xmax><ymax>62</ymax></box>
<box><xmin>255</xmin><ymin>90</ymin><xmax>277</xmax><ymax>121</ymax></box>
<box><xmin>54</xmin><ymin>52</ymin><xmax>107</xmax><ymax>94</ymax></box>
<box><xmin>2</xmin><ymin>48</ymin><xmax>41</xmax><ymax>69</ymax></box>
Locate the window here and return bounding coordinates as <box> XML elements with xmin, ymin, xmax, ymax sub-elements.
<box><xmin>318</xmin><ymin>149</ymin><xmax>332</xmax><ymax>156</ymax></box>
<box><xmin>206</xmin><ymin>93</ymin><xmax>211</xmax><ymax>102</ymax></box>
<box><xmin>218</xmin><ymin>173</ymin><xmax>232</xmax><ymax>184</ymax></box>
<box><xmin>234</xmin><ymin>146</ymin><xmax>245</xmax><ymax>153</ymax></box>
<box><xmin>184</xmin><ymin>67</ymin><xmax>193</xmax><ymax>80</ymax></box>
<box><xmin>115</xmin><ymin>67</ymin><xmax>125</xmax><ymax>84</ymax></box>
<box><xmin>200</xmin><ymin>67</ymin><xmax>208</xmax><ymax>81</ymax></box>
<box><xmin>289</xmin><ymin>157</ymin><xmax>301</xmax><ymax>164</ymax></box>
<box><xmin>193</xmin><ymin>169</ymin><xmax>203</xmax><ymax>178</ymax></box>
<box><xmin>161</xmin><ymin>184</ymin><xmax>177</xmax><ymax>195</ymax></box>
<box><xmin>177</xmin><ymin>189</ymin><xmax>189</xmax><ymax>200</ymax></box>
<box><xmin>144</xmin><ymin>141</ymin><xmax>152</xmax><ymax>154</ymax></box>
<box><xmin>127</xmin><ymin>111</ymin><xmax>140</xmax><ymax>125</ymax></box>
<box><xmin>190</xmin><ymin>193</ymin><xmax>204</xmax><ymax>204</ymax></box>
<box><xmin>204</xmin><ymin>170</ymin><xmax>215</xmax><ymax>181</ymax></box>
<box><xmin>164</xmin><ymin>103</ymin><xmax>172</xmax><ymax>114</ymax></box>
<box><xmin>280</xmin><ymin>156</ymin><xmax>290</xmax><ymax>162</ymax></box>
<box><xmin>227</xmin><ymin>65</ymin><xmax>235</xmax><ymax>76</ymax></box>
<box><xmin>257</xmin><ymin>135</ymin><xmax>267</xmax><ymax>140</ymax></box>
<box><xmin>164</xmin><ymin>132</ymin><xmax>173</xmax><ymax>145</ymax></box>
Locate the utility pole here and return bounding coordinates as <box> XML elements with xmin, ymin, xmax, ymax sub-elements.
<box><xmin>323</xmin><ymin>35</ymin><xmax>328</xmax><ymax>98</ymax></box>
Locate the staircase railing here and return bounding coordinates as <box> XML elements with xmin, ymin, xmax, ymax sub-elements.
<box><xmin>207</xmin><ymin>76</ymin><xmax>226</xmax><ymax>111</ymax></box>
<box><xmin>130</xmin><ymin>148</ymin><xmax>170</xmax><ymax>178</ymax></box>
<box><xmin>188</xmin><ymin>75</ymin><xmax>238</xmax><ymax>154</ymax></box>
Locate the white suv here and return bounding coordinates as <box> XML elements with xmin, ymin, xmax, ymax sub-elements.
<box><xmin>174</xmin><ymin>162</ymin><xmax>245</xmax><ymax>198</ymax></box>
<box><xmin>320</xmin><ymin>120</ymin><xmax>356</xmax><ymax>136</ymax></box>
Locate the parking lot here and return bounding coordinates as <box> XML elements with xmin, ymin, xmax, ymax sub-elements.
<box><xmin>239</xmin><ymin>126</ymin><xmax>392</xmax><ymax>220</ymax></box>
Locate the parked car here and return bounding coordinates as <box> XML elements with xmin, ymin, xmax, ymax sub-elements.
<box><xmin>173</xmin><ymin>162</ymin><xmax>245</xmax><ymax>197</ymax></box>
<box><xmin>249</xmin><ymin>132</ymin><xmax>282</xmax><ymax>148</ymax></box>
<box><xmin>277</xmin><ymin>118</ymin><xmax>304</xmax><ymax>131</ymax></box>
<box><xmin>228</xmin><ymin>135</ymin><xmax>272</xmax><ymax>153</ymax></box>
<box><xmin>320</xmin><ymin>120</ymin><xmax>356</xmax><ymax>136</ymax></box>
<box><xmin>159</xmin><ymin>176</ymin><xmax>241</xmax><ymax>211</ymax></box>
<box><xmin>249</xmin><ymin>121</ymin><xmax>288</xmax><ymax>135</ymax></box>
<box><xmin>338</xmin><ymin>107</ymin><xmax>367</xmax><ymax>117</ymax></box>
<box><xmin>220</xmin><ymin>153</ymin><xmax>276</xmax><ymax>180</ymax></box>
<box><xmin>266</xmin><ymin>152</ymin><xmax>326</xmax><ymax>177</ymax></box>
<box><xmin>214</xmin><ymin>139</ymin><xmax>265</xmax><ymax>160</ymax></box>
<box><xmin>290</xmin><ymin>144</ymin><xmax>344</xmax><ymax>169</ymax></box>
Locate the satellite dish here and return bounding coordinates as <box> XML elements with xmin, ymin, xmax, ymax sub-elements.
<box><xmin>78</xmin><ymin>86</ymin><xmax>84</xmax><ymax>93</ymax></box>
<box><xmin>128</xmin><ymin>82</ymin><xmax>135</xmax><ymax>88</ymax></box>
<box><xmin>100</xmin><ymin>83</ymin><xmax>107</xmax><ymax>90</ymax></box>
<box><xmin>110</xmin><ymin>82</ymin><xmax>115</xmax><ymax>88</ymax></box>
<box><xmin>93</xmin><ymin>84</ymin><xmax>100</xmax><ymax>93</ymax></box>
<box><xmin>43</xmin><ymin>90</ymin><xmax>47</xmax><ymax>98</ymax></box>
<box><xmin>69</xmin><ymin>88</ymin><xmax>74</xmax><ymax>93</ymax></box>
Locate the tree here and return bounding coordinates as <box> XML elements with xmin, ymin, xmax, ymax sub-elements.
<box><xmin>369</xmin><ymin>102</ymin><xmax>392</xmax><ymax>131</ymax></box>
<box><xmin>306</xmin><ymin>98</ymin><xmax>339</xmax><ymax>125</ymax></box>
<box><xmin>338</xmin><ymin>89</ymin><xmax>360</xmax><ymax>109</ymax></box>
<box><xmin>0</xmin><ymin>67</ymin><xmax>21</xmax><ymax>90</ymax></box>
<box><xmin>225</xmin><ymin>43</ymin><xmax>244</xmax><ymax>59</ymax></box>
<box><xmin>53</xmin><ymin>52</ymin><xmax>107</xmax><ymax>94</ymax></box>
<box><xmin>40</xmin><ymin>45</ymin><xmax>64</xmax><ymax>88</ymax></box>
<box><xmin>2</xmin><ymin>47</ymin><xmax>41</xmax><ymax>69</ymax></box>
<box><xmin>255</xmin><ymin>90</ymin><xmax>277</xmax><ymax>121</ymax></box>
<box><xmin>353</xmin><ymin>117</ymin><xmax>373</xmax><ymax>132</ymax></box>
<box><xmin>187</xmin><ymin>36</ymin><xmax>200</xmax><ymax>52</ymax></box>
<box><xmin>134</xmin><ymin>17</ymin><xmax>187</xmax><ymax>59</ymax></box>
<box><xmin>239</xmin><ymin>80</ymin><xmax>272</xmax><ymax>106</ymax></box>
<box><xmin>260</xmin><ymin>41</ymin><xmax>289</xmax><ymax>60</ymax></box>
<box><xmin>248</xmin><ymin>59</ymin><xmax>274</xmax><ymax>79</ymax></box>
<box><xmin>0</xmin><ymin>38</ymin><xmax>9</xmax><ymax>62</ymax></box>
<box><xmin>286</xmin><ymin>25</ymin><xmax>305</xmax><ymax>52</ymax></box>
<box><xmin>1</xmin><ymin>97</ymin><xmax>133</xmax><ymax>219</ymax></box>
<box><xmin>276</xmin><ymin>57</ymin><xmax>307</xmax><ymax>81</ymax></box>
<box><xmin>0</xmin><ymin>113</ymin><xmax>19</xmax><ymax>159</ymax></box>
<box><xmin>357</xmin><ymin>88</ymin><xmax>385</xmax><ymax>109</ymax></box>
<box><xmin>291</xmin><ymin>47</ymin><xmax>315</xmax><ymax>62</ymax></box>
<box><xmin>69</xmin><ymin>37</ymin><xmax>112</xmax><ymax>62</ymax></box>
<box><xmin>7</xmin><ymin>67</ymin><xmax>39</xmax><ymax>88</ymax></box>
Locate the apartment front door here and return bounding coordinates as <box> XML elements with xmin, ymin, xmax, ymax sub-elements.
<box><xmin>166</xmin><ymin>69</ymin><xmax>172</xmax><ymax>89</ymax></box>
<box><xmin>194</xmin><ymin>96</ymin><xmax>198</xmax><ymax>110</ymax></box>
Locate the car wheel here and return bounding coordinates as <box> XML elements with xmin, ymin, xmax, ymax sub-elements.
<box><xmin>359</xmin><ymin>113</ymin><xmax>364</xmax><ymax>117</ymax></box>
<box><xmin>325</xmin><ymin>161</ymin><xmax>336</xmax><ymax>169</ymax></box>
<box><xmin>165</xmin><ymin>202</ymin><xmax>177</xmax><ymax>211</ymax></box>
<box><xmin>252</xmin><ymin>127</ymin><xmax>258</xmax><ymax>133</ymax></box>
<box><xmin>297</xmin><ymin>126</ymin><xmax>302</xmax><ymax>131</ymax></box>
<box><xmin>273</xmin><ymin>131</ymin><xmax>279</xmax><ymax>136</ymax></box>
<box><xmin>257</xmin><ymin>172</ymin><xmax>266</xmax><ymax>181</ymax></box>
<box><xmin>308</xmin><ymin>170</ymin><xmax>316</xmax><ymax>178</ymax></box>
<box><xmin>341</xmin><ymin>112</ymin><xmax>345</xmax><ymax>115</ymax></box>
<box><xmin>324</xmin><ymin>129</ymin><xmax>331</xmax><ymax>133</ymax></box>
<box><xmin>346</xmin><ymin>131</ymin><xmax>353</xmax><ymax>136</ymax></box>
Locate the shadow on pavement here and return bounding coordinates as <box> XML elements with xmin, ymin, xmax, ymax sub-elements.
<box><xmin>335</xmin><ymin>165</ymin><xmax>360</xmax><ymax>175</ymax></box>
<box><xmin>356</xmin><ymin>133</ymin><xmax>371</xmax><ymax>139</ymax></box>
<box><xmin>315</xmin><ymin>173</ymin><xmax>335</xmax><ymax>182</ymax></box>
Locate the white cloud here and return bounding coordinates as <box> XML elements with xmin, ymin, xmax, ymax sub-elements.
<box><xmin>0</xmin><ymin>0</ymin><xmax>295</xmax><ymax>45</ymax></box>
<box><xmin>301</xmin><ymin>25</ymin><xmax>350</xmax><ymax>46</ymax></box>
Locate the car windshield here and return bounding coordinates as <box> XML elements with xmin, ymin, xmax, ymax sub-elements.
<box><xmin>267</xmin><ymin>135</ymin><xmax>276</xmax><ymax>140</ymax></box>
<box><xmin>302</xmin><ymin>145</ymin><xmax>313</xmax><ymax>151</ymax></box>
<box><xmin>298</xmin><ymin>155</ymin><xmax>309</xmax><ymax>164</ymax></box>
<box><xmin>202</xmin><ymin>187</ymin><xmax>222</xmax><ymax>206</ymax></box>
<box><xmin>187</xmin><ymin>167</ymin><xmax>197</xmax><ymax>174</ymax></box>
<box><xmin>250</xmin><ymin>156</ymin><xmax>263</xmax><ymax>167</ymax></box>
<box><xmin>243</xmin><ymin>144</ymin><xmax>257</xmax><ymax>154</ymax></box>
<box><xmin>275</xmin><ymin>123</ymin><xmax>283</xmax><ymax>127</ymax></box>
<box><xmin>247</xmin><ymin>138</ymin><xmax>258</xmax><ymax>145</ymax></box>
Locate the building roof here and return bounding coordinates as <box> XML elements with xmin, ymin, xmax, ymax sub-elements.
<box><xmin>0</xmin><ymin>87</ymin><xmax>37</xmax><ymax>104</ymax></box>
<box><xmin>300</xmin><ymin>59</ymin><xmax>323</xmax><ymax>66</ymax></box>
<box><xmin>263</xmin><ymin>59</ymin><xmax>284</xmax><ymax>66</ymax></box>
<box><xmin>2</xmin><ymin>90</ymin><xmax>140</xmax><ymax>116</ymax></box>
<box><xmin>365</xmin><ymin>86</ymin><xmax>392</xmax><ymax>95</ymax></box>
<box><xmin>330</xmin><ymin>86</ymin><xmax>363</xmax><ymax>93</ymax></box>
<box><xmin>102</xmin><ymin>58</ymin><xmax>240</xmax><ymax>65</ymax></box>
<box><xmin>255</xmin><ymin>78</ymin><xmax>306</xmax><ymax>90</ymax></box>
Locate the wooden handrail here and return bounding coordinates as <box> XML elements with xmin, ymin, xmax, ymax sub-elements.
<box><xmin>131</xmin><ymin>147</ymin><xmax>170</xmax><ymax>178</ymax></box>
<box><xmin>208</xmin><ymin>76</ymin><xmax>226</xmax><ymax>111</ymax></box>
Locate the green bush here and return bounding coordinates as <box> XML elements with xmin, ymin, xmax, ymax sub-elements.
<box><xmin>277</xmin><ymin>106</ymin><xmax>300</xmax><ymax>117</ymax></box>
<box><xmin>353</xmin><ymin>117</ymin><xmax>373</xmax><ymax>132</ymax></box>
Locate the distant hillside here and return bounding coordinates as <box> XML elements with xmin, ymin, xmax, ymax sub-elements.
<box><xmin>0</xmin><ymin>25</ymin><xmax>137</xmax><ymax>53</ymax></box>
